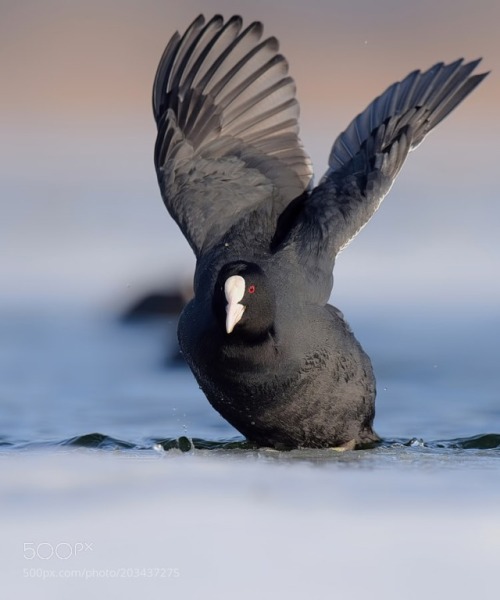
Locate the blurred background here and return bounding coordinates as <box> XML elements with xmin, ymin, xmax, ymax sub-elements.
<box><xmin>0</xmin><ymin>0</ymin><xmax>499</xmax><ymax>446</ymax></box>
<box><xmin>2</xmin><ymin>0</ymin><xmax>499</xmax><ymax>313</ymax></box>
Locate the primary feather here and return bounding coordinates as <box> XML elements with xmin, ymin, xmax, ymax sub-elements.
<box><xmin>153</xmin><ymin>15</ymin><xmax>313</xmax><ymax>257</ymax></box>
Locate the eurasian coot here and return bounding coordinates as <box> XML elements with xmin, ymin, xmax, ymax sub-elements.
<box><xmin>152</xmin><ymin>15</ymin><xmax>488</xmax><ymax>449</ymax></box>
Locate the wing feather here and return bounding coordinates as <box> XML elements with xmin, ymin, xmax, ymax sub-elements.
<box><xmin>282</xmin><ymin>59</ymin><xmax>488</xmax><ymax>296</ymax></box>
<box><xmin>153</xmin><ymin>15</ymin><xmax>312</xmax><ymax>256</ymax></box>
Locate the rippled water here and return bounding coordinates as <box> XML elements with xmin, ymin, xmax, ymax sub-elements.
<box><xmin>1</xmin><ymin>308</ymin><xmax>499</xmax><ymax>458</ymax></box>
<box><xmin>1</xmin><ymin>308</ymin><xmax>499</xmax><ymax>599</ymax></box>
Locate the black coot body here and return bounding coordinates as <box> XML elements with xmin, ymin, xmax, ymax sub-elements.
<box><xmin>152</xmin><ymin>15</ymin><xmax>488</xmax><ymax>449</ymax></box>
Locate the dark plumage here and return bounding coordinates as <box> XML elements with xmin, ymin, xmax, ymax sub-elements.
<box><xmin>152</xmin><ymin>15</ymin><xmax>488</xmax><ymax>449</ymax></box>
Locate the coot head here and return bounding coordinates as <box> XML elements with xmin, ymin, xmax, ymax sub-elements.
<box><xmin>213</xmin><ymin>262</ymin><xmax>276</xmax><ymax>341</ymax></box>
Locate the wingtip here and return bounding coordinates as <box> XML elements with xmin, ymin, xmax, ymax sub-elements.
<box><xmin>457</xmin><ymin>56</ymin><xmax>491</xmax><ymax>77</ymax></box>
<box><xmin>469</xmin><ymin>57</ymin><xmax>491</xmax><ymax>80</ymax></box>
<box><xmin>470</xmin><ymin>70</ymin><xmax>491</xmax><ymax>86</ymax></box>
<box><xmin>185</xmin><ymin>14</ymin><xmax>206</xmax><ymax>33</ymax></box>
<box><xmin>193</xmin><ymin>14</ymin><xmax>206</xmax><ymax>25</ymax></box>
<box><xmin>226</xmin><ymin>14</ymin><xmax>243</xmax><ymax>27</ymax></box>
<box><xmin>465</xmin><ymin>57</ymin><xmax>482</xmax><ymax>68</ymax></box>
<box><xmin>461</xmin><ymin>57</ymin><xmax>490</xmax><ymax>82</ymax></box>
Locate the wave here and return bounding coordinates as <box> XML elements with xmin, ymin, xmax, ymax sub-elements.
<box><xmin>2</xmin><ymin>432</ymin><xmax>500</xmax><ymax>452</ymax></box>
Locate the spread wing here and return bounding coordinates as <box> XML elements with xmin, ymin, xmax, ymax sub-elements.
<box><xmin>283</xmin><ymin>58</ymin><xmax>488</xmax><ymax>290</ymax></box>
<box><xmin>153</xmin><ymin>15</ymin><xmax>313</xmax><ymax>257</ymax></box>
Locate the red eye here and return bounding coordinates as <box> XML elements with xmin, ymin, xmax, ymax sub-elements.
<box><xmin>248</xmin><ymin>285</ymin><xmax>256</xmax><ymax>294</ymax></box>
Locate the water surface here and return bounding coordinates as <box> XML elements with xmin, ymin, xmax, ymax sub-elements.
<box><xmin>1</xmin><ymin>308</ymin><xmax>499</xmax><ymax>599</ymax></box>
